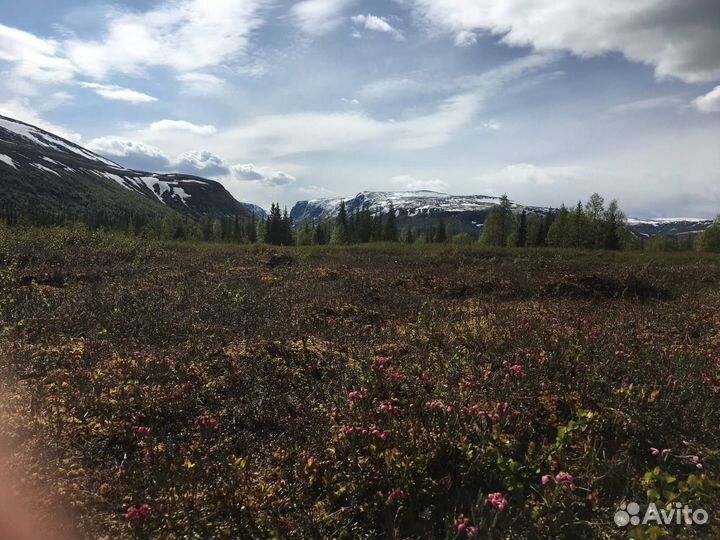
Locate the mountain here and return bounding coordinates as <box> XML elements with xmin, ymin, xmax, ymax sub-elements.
<box><xmin>291</xmin><ymin>191</ymin><xmax>545</xmax><ymax>236</ymax></box>
<box><xmin>291</xmin><ymin>191</ymin><xmax>715</xmax><ymax>238</ymax></box>
<box><xmin>626</xmin><ymin>218</ymin><xmax>716</xmax><ymax>238</ymax></box>
<box><xmin>0</xmin><ymin>115</ymin><xmax>249</xmax><ymax>225</ymax></box>
<box><xmin>241</xmin><ymin>202</ymin><xmax>268</xmax><ymax>220</ymax></box>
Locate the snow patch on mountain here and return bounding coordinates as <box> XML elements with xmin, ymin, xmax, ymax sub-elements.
<box><xmin>0</xmin><ymin>116</ymin><xmax>121</xmax><ymax>168</ymax></box>
<box><xmin>292</xmin><ymin>190</ymin><xmax>516</xmax><ymax>223</ymax></box>
<box><xmin>0</xmin><ymin>153</ymin><xmax>16</xmax><ymax>169</ymax></box>
<box><xmin>31</xmin><ymin>163</ymin><xmax>60</xmax><ymax>176</ymax></box>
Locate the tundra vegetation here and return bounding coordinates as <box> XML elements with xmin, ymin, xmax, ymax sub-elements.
<box><xmin>0</xmin><ymin>225</ymin><xmax>719</xmax><ymax>539</ymax></box>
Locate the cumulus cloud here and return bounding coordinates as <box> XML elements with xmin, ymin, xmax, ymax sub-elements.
<box><xmin>85</xmin><ymin>135</ymin><xmax>298</xmax><ymax>189</ymax></box>
<box><xmin>64</xmin><ymin>0</ymin><xmax>265</xmax><ymax>79</ymax></box>
<box><xmin>79</xmin><ymin>82</ymin><xmax>157</xmax><ymax>103</ymax></box>
<box><xmin>86</xmin><ymin>137</ymin><xmax>173</xmax><ymax>170</ymax></box>
<box><xmin>392</xmin><ymin>175</ymin><xmax>449</xmax><ymax>192</ymax></box>
<box><xmin>351</xmin><ymin>14</ymin><xmax>403</xmax><ymax>40</ymax></box>
<box><xmin>410</xmin><ymin>0</ymin><xmax>720</xmax><ymax>84</ymax></box>
<box><xmin>292</xmin><ymin>0</ymin><xmax>357</xmax><ymax>35</ymax></box>
<box><xmin>174</xmin><ymin>151</ymin><xmax>228</xmax><ymax>176</ymax></box>
<box><xmin>228</xmin><ymin>163</ymin><xmax>297</xmax><ymax>186</ymax></box>
<box><xmin>693</xmin><ymin>85</ymin><xmax>720</xmax><ymax>113</ymax></box>
<box><xmin>0</xmin><ymin>24</ymin><xmax>75</xmax><ymax>83</ymax></box>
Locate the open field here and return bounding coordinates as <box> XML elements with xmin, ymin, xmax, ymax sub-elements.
<box><xmin>1</xmin><ymin>228</ymin><xmax>719</xmax><ymax>539</ymax></box>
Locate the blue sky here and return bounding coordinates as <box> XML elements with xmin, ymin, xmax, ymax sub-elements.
<box><xmin>1</xmin><ymin>0</ymin><xmax>719</xmax><ymax>216</ymax></box>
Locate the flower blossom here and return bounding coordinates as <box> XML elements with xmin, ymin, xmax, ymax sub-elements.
<box><xmin>126</xmin><ymin>503</ymin><xmax>151</xmax><ymax>521</ymax></box>
<box><xmin>485</xmin><ymin>492</ymin><xmax>508</xmax><ymax>511</ymax></box>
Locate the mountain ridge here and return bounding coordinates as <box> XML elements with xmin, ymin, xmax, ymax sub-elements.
<box><xmin>291</xmin><ymin>191</ymin><xmax>716</xmax><ymax>238</ymax></box>
<box><xmin>0</xmin><ymin>114</ymin><xmax>250</xmax><ymax>224</ymax></box>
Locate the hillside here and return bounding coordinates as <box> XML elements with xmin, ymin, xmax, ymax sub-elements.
<box><xmin>0</xmin><ymin>115</ymin><xmax>249</xmax><ymax>225</ymax></box>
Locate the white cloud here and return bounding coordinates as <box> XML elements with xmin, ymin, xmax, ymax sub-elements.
<box><xmin>176</xmin><ymin>72</ymin><xmax>227</xmax><ymax>95</ymax></box>
<box><xmin>79</xmin><ymin>82</ymin><xmax>157</xmax><ymax>103</ymax></box>
<box><xmin>392</xmin><ymin>175</ymin><xmax>449</xmax><ymax>191</ymax></box>
<box><xmin>352</xmin><ymin>14</ymin><xmax>404</xmax><ymax>40</ymax></box>
<box><xmin>64</xmin><ymin>0</ymin><xmax>265</xmax><ymax>79</ymax></box>
<box><xmin>480</xmin><ymin>120</ymin><xmax>501</xmax><ymax>130</ymax></box>
<box><xmin>693</xmin><ymin>85</ymin><xmax>720</xmax><ymax>113</ymax></box>
<box><xmin>454</xmin><ymin>30</ymin><xmax>477</xmax><ymax>47</ymax></box>
<box><xmin>228</xmin><ymin>163</ymin><xmax>297</xmax><ymax>186</ymax></box>
<box><xmin>221</xmin><ymin>54</ymin><xmax>551</xmax><ymax>157</ymax></box>
<box><xmin>0</xmin><ymin>24</ymin><xmax>75</xmax><ymax>83</ymax></box>
<box><xmin>86</xmin><ymin>136</ymin><xmax>172</xmax><ymax>170</ymax></box>
<box><xmin>477</xmin><ymin>163</ymin><xmax>590</xmax><ymax>186</ymax></box>
<box><xmin>410</xmin><ymin>0</ymin><xmax>720</xmax><ymax>84</ymax></box>
<box><xmin>292</xmin><ymin>0</ymin><xmax>357</xmax><ymax>35</ymax></box>
<box><xmin>146</xmin><ymin>120</ymin><xmax>217</xmax><ymax>136</ymax></box>
<box><xmin>174</xmin><ymin>151</ymin><xmax>228</xmax><ymax>176</ymax></box>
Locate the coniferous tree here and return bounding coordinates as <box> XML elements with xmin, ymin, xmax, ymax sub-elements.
<box><xmin>517</xmin><ymin>210</ymin><xmax>528</xmax><ymax>247</ymax></box>
<box><xmin>585</xmin><ymin>193</ymin><xmax>605</xmax><ymax>248</ymax></box>
<box><xmin>569</xmin><ymin>201</ymin><xmax>589</xmax><ymax>248</ymax></box>
<box><xmin>385</xmin><ymin>203</ymin><xmax>398</xmax><ymax>241</ymax></box>
<box><xmin>313</xmin><ymin>223</ymin><xmax>327</xmax><ymax>245</ymax></box>
<box><xmin>602</xmin><ymin>199</ymin><xmax>625</xmax><ymax>250</ymax></box>
<box><xmin>371</xmin><ymin>214</ymin><xmax>383</xmax><ymax>242</ymax></box>
<box><xmin>547</xmin><ymin>204</ymin><xmax>571</xmax><ymax>247</ymax></box>
<box><xmin>435</xmin><ymin>220</ymin><xmax>447</xmax><ymax>243</ymax></box>
<box><xmin>480</xmin><ymin>194</ymin><xmax>515</xmax><ymax>246</ymax></box>
<box><xmin>405</xmin><ymin>227</ymin><xmax>415</xmax><ymax>244</ymax></box>
<box><xmin>331</xmin><ymin>201</ymin><xmax>350</xmax><ymax>244</ymax></box>
<box><xmin>246</xmin><ymin>213</ymin><xmax>258</xmax><ymax>243</ymax></box>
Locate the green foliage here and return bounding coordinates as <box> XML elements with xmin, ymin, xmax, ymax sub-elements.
<box><xmin>697</xmin><ymin>220</ymin><xmax>720</xmax><ymax>252</ymax></box>
<box><xmin>480</xmin><ymin>194</ymin><xmax>516</xmax><ymax>247</ymax></box>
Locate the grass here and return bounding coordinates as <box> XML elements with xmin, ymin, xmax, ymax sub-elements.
<box><xmin>0</xmin><ymin>227</ymin><xmax>719</xmax><ymax>539</ymax></box>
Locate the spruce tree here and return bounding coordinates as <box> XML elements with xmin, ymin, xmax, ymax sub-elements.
<box><xmin>385</xmin><ymin>203</ymin><xmax>398</xmax><ymax>241</ymax></box>
<box><xmin>518</xmin><ymin>210</ymin><xmax>528</xmax><ymax>247</ymax></box>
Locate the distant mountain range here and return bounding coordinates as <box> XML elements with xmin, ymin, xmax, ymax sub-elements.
<box><xmin>0</xmin><ymin>115</ymin><xmax>250</xmax><ymax>223</ymax></box>
<box><xmin>291</xmin><ymin>191</ymin><xmax>716</xmax><ymax>239</ymax></box>
<box><xmin>0</xmin><ymin>114</ymin><xmax>714</xmax><ymax>238</ymax></box>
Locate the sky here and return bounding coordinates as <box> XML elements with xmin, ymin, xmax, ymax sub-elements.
<box><xmin>1</xmin><ymin>0</ymin><xmax>719</xmax><ymax>217</ymax></box>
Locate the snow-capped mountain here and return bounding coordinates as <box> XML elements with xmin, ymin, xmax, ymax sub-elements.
<box><xmin>626</xmin><ymin>218</ymin><xmax>716</xmax><ymax>238</ymax></box>
<box><xmin>0</xmin><ymin>115</ymin><xmax>250</xmax><ymax>219</ymax></box>
<box><xmin>291</xmin><ymin>191</ymin><xmax>542</xmax><ymax>236</ymax></box>
<box><xmin>241</xmin><ymin>202</ymin><xmax>268</xmax><ymax>220</ymax></box>
<box><xmin>291</xmin><ymin>191</ymin><xmax>715</xmax><ymax>238</ymax></box>
<box><xmin>292</xmin><ymin>190</ymin><xmax>527</xmax><ymax>223</ymax></box>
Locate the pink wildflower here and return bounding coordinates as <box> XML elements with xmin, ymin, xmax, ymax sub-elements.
<box><xmin>386</xmin><ymin>487</ymin><xmax>406</xmax><ymax>506</ymax></box>
<box><xmin>126</xmin><ymin>503</ymin><xmax>151</xmax><ymax>521</ymax></box>
<box><xmin>195</xmin><ymin>415</ymin><xmax>218</xmax><ymax>427</ymax></box>
<box><xmin>541</xmin><ymin>474</ymin><xmax>553</xmax><ymax>485</ymax></box>
<box><xmin>485</xmin><ymin>492</ymin><xmax>508</xmax><ymax>511</ymax></box>
<box><xmin>131</xmin><ymin>426</ymin><xmax>152</xmax><ymax>436</ymax></box>
<box><xmin>348</xmin><ymin>389</ymin><xmax>368</xmax><ymax>400</ymax></box>
<box><xmin>554</xmin><ymin>471</ymin><xmax>576</xmax><ymax>491</ymax></box>
<box><xmin>378</xmin><ymin>402</ymin><xmax>400</xmax><ymax>414</ymax></box>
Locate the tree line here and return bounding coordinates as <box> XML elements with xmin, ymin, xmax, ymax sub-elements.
<box><xmin>3</xmin><ymin>195</ymin><xmax>719</xmax><ymax>252</ymax></box>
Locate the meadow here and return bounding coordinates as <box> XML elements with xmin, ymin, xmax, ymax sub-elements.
<box><xmin>0</xmin><ymin>227</ymin><xmax>719</xmax><ymax>539</ymax></box>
